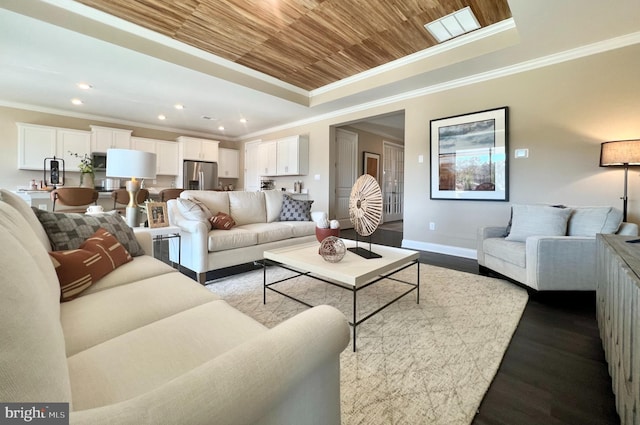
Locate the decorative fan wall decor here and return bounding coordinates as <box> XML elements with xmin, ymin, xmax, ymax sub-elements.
<box><xmin>348</xmin><ymin>174</ymin><xmax>383</xmax><ymax>258</ymax></box>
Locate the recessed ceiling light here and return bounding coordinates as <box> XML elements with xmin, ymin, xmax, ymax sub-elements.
<box><xmin>240</xmin><ymin>118</ymin><xmax>247</xmax><ymax>124</ymax></box>
<box><xmin>174</xmin><ymin>104</ymin><xmax>184</xmax><ymax>110</ymax></box>
<box><xmin>77</xmin><ymin>82</ymin><xmax>92</xmax><ymax>90</ymax></box>
<box><xmin>158</xmin><ymin>114</ymin><xmax>166</xmax><ymax>120</ymax></box>
<box><xmin>424</xmin><ymin>6</ymin><xmax>480</xmax><ymax>43</ymax></box>
<box><xmin>218</xmin><ymin>126</ymin><xmax>225</xmax><ymax>131</ymax></box>
<box><xmin>71</xmin><ymin>98</ymin><xmax>83</xmax><ymax>105</ymax></box>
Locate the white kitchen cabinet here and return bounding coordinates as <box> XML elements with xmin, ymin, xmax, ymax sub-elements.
<box><xmin>156</xmin><ymin>140</ymin><xmax>179</xmax><ymax>175</ymax></box>
<box><xmin>258</xmin><ymin>141</ymin><xmax>277</xmax><ymax>176</ymax></box>
<box><xmin>57</xmin><ymin>129</ymin><xmax>92</xmax><ymax>172</ymax></box>
<box><xmin>17</xmin><ymin>123</ymin><xmax>56</xmax><ymax>170</ymax></box>
<box><xmin>218</xmin><ymin>148</ymin><xmax>239</xmax><ymax>178</ymax></box>
<box><xmin>17</xmin><ymin>123</ymin><xmax>90</xmax><ymax>171</ymax></box>
<box><xmin>131</xmin><ymin>137</ymin><xmax>179</xmax><ymax>176</ymax></box>
<box><xmin>276</xmin><ymin>135</ymin><xmax>308</xmax><ymax>175</ymax></box>
<box><xmin>90</xmin><ymin>125</ymin><xmax>132</xmax><ymax>152</ymax></box>
<box><xmin>130</xmin><ymin>137</ymin><xmax>156</xmax><ymax>154</ymax></box>
<box><xmin>177</xmin><ymin>136</ymin><xmax>219</xmax><ymax>162</ymax></box>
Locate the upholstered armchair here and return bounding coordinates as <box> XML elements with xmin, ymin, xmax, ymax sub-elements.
<box><xmin>477</xmin><ymin>204</ymin><xmax>638</xmax><ymax>291</ymax></box>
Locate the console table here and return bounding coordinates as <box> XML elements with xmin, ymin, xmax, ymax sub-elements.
<box><xmin>596</xmin><ymin>234</ymin><xmax>640</xmax><ymax>425</ymax></box>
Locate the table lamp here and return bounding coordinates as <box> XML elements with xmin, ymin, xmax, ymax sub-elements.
<box><xmin>106</xmin><ymin>149</ymin><xmax>157</xmax><ymax>227</ymax></box>
<box><xmin>600</xmin><ymin>139</ymin><xmax>640</xmax><ymax>221</ymax></box>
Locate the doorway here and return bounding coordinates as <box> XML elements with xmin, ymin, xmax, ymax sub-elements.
<box><xmin>383</xmin><ymin>141</ymin><xmax>404</xmax><ymax>222</ymax></box>
<box><xmin>333</xmin><ymin>128</ymin><xmax>358</xmax><ymax>228</ymax></box>
<box><xmin>332</xmin><ymin>111</ymin><xmax>405</xmax><ymax>227</ymax></box>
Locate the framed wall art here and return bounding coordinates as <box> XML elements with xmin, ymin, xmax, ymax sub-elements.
<box><xmin>430</xmin><ymin>106</ymin><xmax>509</xmax><ymax>201</ymax></box>
<box><xmin>363</xmin><ymin>152</ymin><xmax>380</xmax><ymax>182</ymax></box>
<box><xmin>146</xmin><ymin>202</ymin><xmax>169</xmax><ymax>228</ymax></box>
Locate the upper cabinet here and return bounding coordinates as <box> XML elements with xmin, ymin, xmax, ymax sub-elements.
<box><xmin>258</xmin><ymin>141</ymin><xmax>277</xmax><ymax>176</ymax></box>
<box><xmin>156</xmin><ymin>140</ymin><xmax>179</xmax><ymax>175</ymax></box>
<box><xmin>258</xmin><ymin>135</ymin><xmax>309</xmax><ymax>176</ymax></box>
<box><xmin>276</xmin><ymin>135</ymin><xmax>309</xmax><ymax>175</ymax></box>
<box><xmin>177</xmin><ymin>136</ymin><xmax>219</xmax><ymax>162</ymax></box>
<box><xmin>218</xmin><ymin>147</ymin><xmax>239</xmax><ymax>178</ymax></box>
<box><xmin>90</xmin><ymin>125</ymin><xmax>132</xmax><ymax>152</ymax></box>
<box><xmin>131</xmin><ymin>137</ymin><xmax>179</xmax><ymax>176</ymax></box>
<box><xmin>17</xmin><ymin>123</ymin><xmax>91</xmax><ymax>171</ymax></box>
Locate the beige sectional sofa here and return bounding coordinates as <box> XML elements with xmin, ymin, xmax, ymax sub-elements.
<box><xmin>167</xmin><ymin>190</ymin><xmax>317</xmax><ymax>283</ymax></box>
<box><xmin>477</xmin><ymin>204</ymin><xmax>638</xmax><ymax>290</ymax></box>
<box><xmin>0</xmin><ymin>188</ymin><xmax>350</xmax><ymax>425</ymax></box>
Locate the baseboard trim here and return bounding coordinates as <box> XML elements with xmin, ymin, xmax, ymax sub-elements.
<box><xmin>401</xmin><ymin>239</ymin><xmax>477</xmax><ymax>260</ymax></box>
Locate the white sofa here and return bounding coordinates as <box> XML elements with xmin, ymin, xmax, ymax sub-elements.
<box><xmin>167</xmin><ymin>190</ymin><xmax>317</xmax><ymax>283</ymax></box>
<box><xmin>0</xmin><ymin>188</ymin><xmax>350</xmax><ymax>425</ymax></box>
<box><xmin>477</xmin><ymin>204</ymin><xmax>639</xmax><ymax>291</ymax></box>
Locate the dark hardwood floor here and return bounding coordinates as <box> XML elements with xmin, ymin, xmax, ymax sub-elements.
<box><xmin>342</xmin><ymin>226</ymin><xmax>620</xmax><ymax>425</ymax></box>
<box><xmin>163</xmin><ymin>224</ymin><xmax>620</xmax><ymax>425</ymax></box>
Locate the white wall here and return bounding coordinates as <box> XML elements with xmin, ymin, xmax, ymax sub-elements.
<box><xmin>1</xmin><ymin>43</ymin><xmax>639</xmax><ymax>258</ymax></box>
<box><xmin>241</xmin><ymin>43</ymin><xmax>640</xmax><ymax>257</ymax></box>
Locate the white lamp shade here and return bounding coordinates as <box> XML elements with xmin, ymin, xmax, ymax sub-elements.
<box><xmin>106</xmin><ymin>149</ymin><xmax>157</xmax><ymax>179</ymax></box>
<box><xmin>600</xmin><ymin>140</ymin><xmax>640</xmax><ymax>166</ymax></box>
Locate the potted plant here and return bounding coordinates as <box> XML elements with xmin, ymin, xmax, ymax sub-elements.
<box><xmin>69</xmin><ymin>151</ymin><xmax>94</xmax><ymax>188</ymax></box>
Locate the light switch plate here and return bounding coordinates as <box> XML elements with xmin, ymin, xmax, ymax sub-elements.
<box><xmin>514</xmin><ymin>148</ymin><xmax>529</xmax><ymax>158</ymax></box>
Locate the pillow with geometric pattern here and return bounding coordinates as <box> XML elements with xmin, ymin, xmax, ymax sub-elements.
<box><xmin>49</xmin><ymin>228</ymin><xmax>132</xmax><ymax>301</ymax></box>
<box><xmin>32</xmin><ymin>208</ymin><xmax>144</xmax><ymax>256</ymax></box>
<box><xmin>279</xmin><ymin>195</ymin><xmax>314</xmax><ymax>221</ymax></box>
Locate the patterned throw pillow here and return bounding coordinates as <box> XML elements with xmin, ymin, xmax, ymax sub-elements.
<box><xmin>279</xmin><ymin>195</ymin><xmax>314</xmax><ymax>221</ymax></box>
<box><xmin>208</xmin><ymin>212</ymin><xmax>236</xmax><ymax>230</ymax></box>
<box><xmin>49</xmin><ymin>228</ymin><xmax>133</xmax><ymax>301</ymax></box>
<box><xmin>176</xmin><ymin>198</ymin><xmax>213</xmax><ymax>230</ymax></box>
<box><xmin>32</xmin><ymin>208</ymin><xmax>144</xmax><ymax>256</ymax></box>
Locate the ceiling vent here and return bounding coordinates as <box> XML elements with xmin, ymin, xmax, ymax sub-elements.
<box><xmin>424</xmin><ymin>7</ymin><xmax>481</xmax><ymax>43</ymax></box>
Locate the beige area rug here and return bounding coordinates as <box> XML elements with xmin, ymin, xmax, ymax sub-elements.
<box><xmin>206</xmin><ymin>264</ymin><xmax>528</xmax><ymax>425</ymax></box>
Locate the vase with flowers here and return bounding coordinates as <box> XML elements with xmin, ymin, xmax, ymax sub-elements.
<box><xmin>69</xmin><ymin>151</ymin><xmax>95</xmax><ymax>188</ymax></box>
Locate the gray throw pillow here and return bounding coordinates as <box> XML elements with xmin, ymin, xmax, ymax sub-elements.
<box><xmin>32</xmin><ymin>208</ymin><xmax>144</xmax><ymax>256</ymax></box>
<box><xmin>567</xmin><ymin>206</ymin><xmax>623</xmax><ymax>236</ymax></box>
<box><xmin>504</xmin><ymin>204</ymin><xmax>572</xmax><ymax>242</ymax></box>
<box><xmin>279</xmin><ymin>195</ymin><xmax>313</xmax><ymax>221</ymax></box>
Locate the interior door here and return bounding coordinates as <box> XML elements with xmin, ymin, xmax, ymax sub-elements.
<box><xmin>383</xmin><ymin>141</ymin><xmax>404</xmax><ymax>222</ymax></box>
<box><xmin>334</xmin><ymin>129</ymin><xmax>358</xmax><ymax>228</ymax></box>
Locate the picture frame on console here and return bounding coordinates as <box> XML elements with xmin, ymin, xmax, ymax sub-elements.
<box><xmin>147</xmin><ymin>202</ymin><xmax>169</xmax><ymax>228</ymax></box>
<box><xmin>430</xmin><ymin>106</ymin><xmax>509</xmax><ymax>201</ymax></box>
<box><xmin>363</xmin><ymin>152</ymin><xmax>380</xmax><ymax>183</ymax></box>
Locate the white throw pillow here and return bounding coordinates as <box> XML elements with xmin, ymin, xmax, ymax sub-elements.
<box><xmin>504</xmin><ymin>204</ymin><xmax>572</xmax><ymax>242</ymax></box>
<box><xmin>176</xmin><ymin>198</ymin><xmax>212</xmax><ymax>230</ymax></box>
<box><xmin>567</xmin><ymin>206</ymin><xmax>623</xmax><ymax>236</ymax></box>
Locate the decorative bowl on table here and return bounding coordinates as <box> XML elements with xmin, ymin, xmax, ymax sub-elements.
<box><xmin>315</xmin><ymin>226</ymin><xmax>340</xmax><ymax>243</ymax></box>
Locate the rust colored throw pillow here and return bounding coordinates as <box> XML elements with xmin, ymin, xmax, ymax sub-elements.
<box><xmin>49</xmin><ymin>228</ymin><xmax>133</xmax><ymax>301</ymax></box>
<box><xmin>209</xmin><ymin>212</ymin><xmax>236</xmax><ymax>230</ymax></box>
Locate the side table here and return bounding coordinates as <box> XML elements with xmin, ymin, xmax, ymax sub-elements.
<box><xmin>134</xmin><ymin>225</ymin><xmax>182</xmax><ymax>270</ymax></box>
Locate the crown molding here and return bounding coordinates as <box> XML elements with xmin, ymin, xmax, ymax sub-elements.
<box><xmin>0</xmin><ymin>100</ymin><xmax>233</xmax><ymax>141</ymax></box>
<box><xmin>243</xmin><ymin>30</ymin><xmax>640</xmax><ymax>140</ymax></box>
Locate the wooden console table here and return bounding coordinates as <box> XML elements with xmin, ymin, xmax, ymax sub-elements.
<box><xmin>596</xmin><ymin>234</ymin><xmax>640</xmax><ymax>425</ymax></box>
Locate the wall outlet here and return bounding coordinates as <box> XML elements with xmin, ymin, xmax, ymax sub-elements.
<box><xmin>38</xmin><ymin>204</ymin><xmax>47</xmax><ymax>211</ymax></box>
<box><xmin>429</xmin><ymin>222</ymin><xmax>435</xmax><ymax>230</ymax></box>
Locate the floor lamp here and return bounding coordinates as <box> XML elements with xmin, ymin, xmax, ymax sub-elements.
<box><xmin>106</xmin><ymin>149</ymin><xmax>157</xmax><ymax>227</ymax></box>
<box><xmin>600</xmin><ymin>140</ymin><xmax>640</xmax><ymax>222</ymax></box>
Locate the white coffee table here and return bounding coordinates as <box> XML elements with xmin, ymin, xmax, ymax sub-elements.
<box><xmin>263</xmin><ymin>239</ymin><xmax>420</xmax><ymax>351</ymax></box>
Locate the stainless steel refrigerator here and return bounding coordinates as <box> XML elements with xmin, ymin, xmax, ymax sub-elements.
<box><xmin>183</xmin><ymin>160</ymin><xmax>218</xmax><ymax>190</ymax></box>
